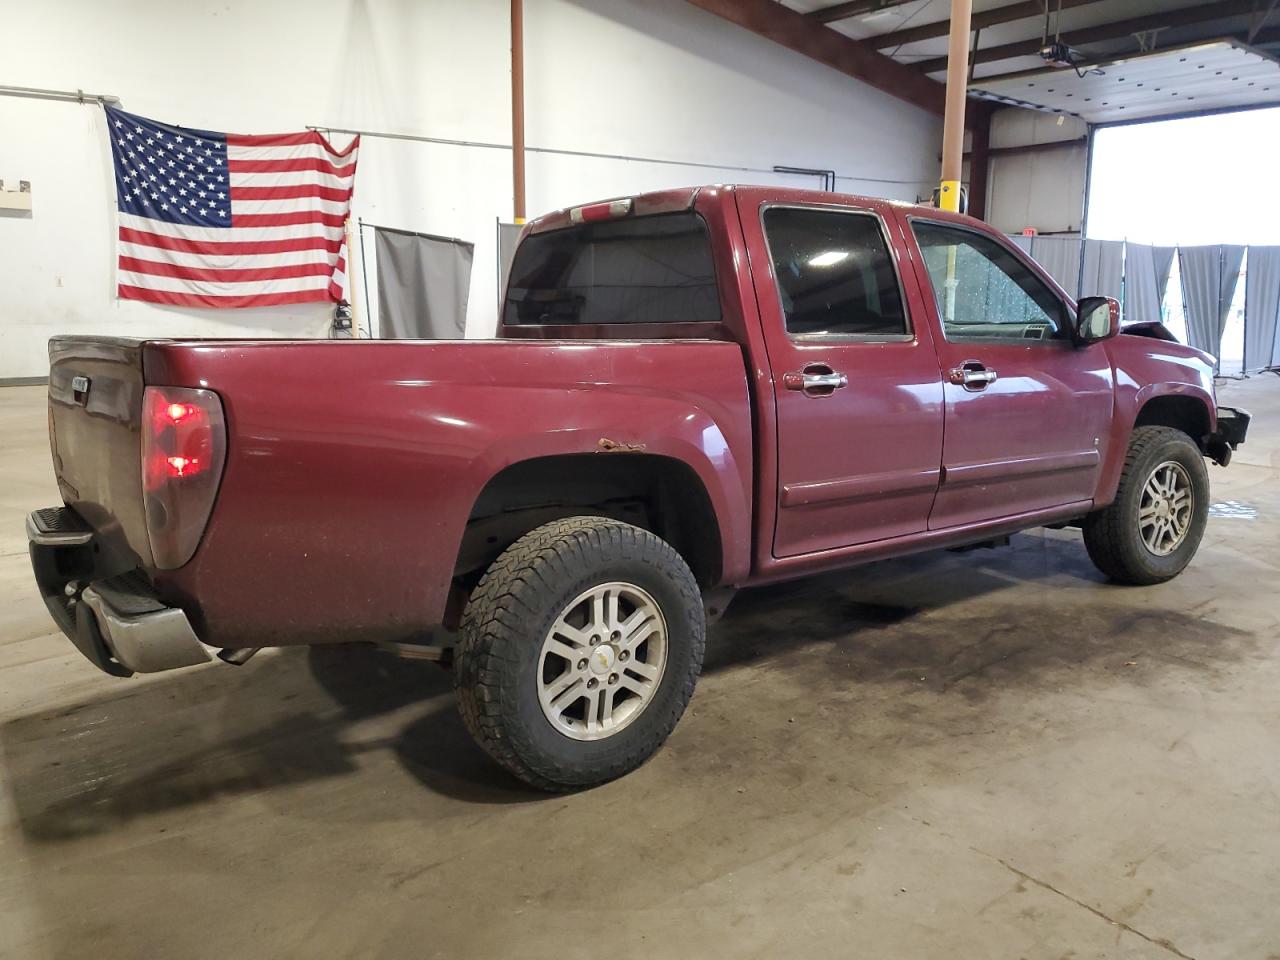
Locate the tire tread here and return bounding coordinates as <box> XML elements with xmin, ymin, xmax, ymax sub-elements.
<box><xmin>1083</xmin><ymin>426</ymin><xmax>1207</xmax><ymax>585</ymax></box>
<box><xmin>455</xmin><ymin>516</ymin><xmax>704</xmax><ymax>791</ymax></box>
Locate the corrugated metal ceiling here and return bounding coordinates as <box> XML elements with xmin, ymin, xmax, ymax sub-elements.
<box><xmin>776</xmin><ymin>0</ymin><xmax>1280</xmax><ymax>120</ymax></box>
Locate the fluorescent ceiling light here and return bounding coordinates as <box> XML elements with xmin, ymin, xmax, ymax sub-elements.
<box><xmin>808</xmin><ymin>250</ymin><xmax>849</xmax><ymax>267</ymax></box>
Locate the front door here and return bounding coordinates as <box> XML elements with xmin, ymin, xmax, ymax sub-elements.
<box><xmin>737</xmin><ymin>193</ymin><xmax>945</xmax><ymax>558</ymax></box>
<box><xmin>901</xmin><ymin>217</ymin><xmax>1114</xmax><ymax>530</ymax></box>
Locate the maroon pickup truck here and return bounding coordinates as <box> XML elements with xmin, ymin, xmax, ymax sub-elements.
<box><xmin>29</xmin><ymin>185</ymin><xmax>1249</xmax><ymax>790</ymax></box>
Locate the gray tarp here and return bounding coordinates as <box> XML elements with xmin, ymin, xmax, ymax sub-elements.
<box><xmin>1080</xmin><ymin>238</ymin><xmax>1124</xmax><ymax>302</ymax></box>
<box><xmin>1179</xmin><ymin>245</ymin><xmax>1243</xmax><ymax>358</ymax></box>
<box><xmin>1245</xmin><ymin>246</ymin><xmax>1280</xmax><ymax>372</ymax></box>
<box><xmin>374</xmin><ymin>226</ymin><xmax>474</xmax><ymax>339</ymax></box>
<box><xmin>1030</xmin><ymin>236</ymin><xmax>1082</xmax><ymax>298</ymax></box>
<box><xmin>1123</xmin><ymin>243</ymin><xmax>1162</xmax><ymax>324</ymax></box>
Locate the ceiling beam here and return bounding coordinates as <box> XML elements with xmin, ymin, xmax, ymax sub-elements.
<box><xmin>685</xmin><ymin>0</ymin><xmax>950</xmax><ymax>116</ymax></box>
<box><xmin>806</xmin><ymin>0</ymin><xmax>916</xmax><ymax>25</ymax></box>
<box><xmin>914</xmin><ymin>0</ymin><xmax>1262</xmax><ymax>74</ymax></box>
<box><xmin>873</xmin><ymin>0</ymin><xmax>1106</xmax><ymax>51</ymax></box>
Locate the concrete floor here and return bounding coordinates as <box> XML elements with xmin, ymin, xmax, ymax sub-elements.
<box><xmin>1</xmin><ymin>379</ymin><xmax>1278</xmax><ymax>960</ymax></box>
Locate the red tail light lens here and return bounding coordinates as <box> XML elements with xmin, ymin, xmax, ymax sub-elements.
<box><xmin>141</xmin><ymin>386</ymin><xmax>226</xmax><ymax>569</ymax></box>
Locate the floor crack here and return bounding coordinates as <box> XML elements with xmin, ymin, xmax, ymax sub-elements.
<box><xmin>993</xmin><ymin>856</ymin><xmax>1195</xmax><ymax>960</ymax></box>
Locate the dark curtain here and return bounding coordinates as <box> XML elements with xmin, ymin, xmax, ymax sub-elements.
<box><xmin>374</xmin><ymin>227</ymin><xmax>474</xmax><ymax>339</ymax></box>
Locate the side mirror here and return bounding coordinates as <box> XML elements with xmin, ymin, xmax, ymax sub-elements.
<box><xmin>1074</xmin><ymin>295</ymin><xmax>1119</xmax><ymax>344</ymax></box>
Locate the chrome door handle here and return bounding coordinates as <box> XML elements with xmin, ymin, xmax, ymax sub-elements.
<box><xmin>947</xmin><ymin>362</ymin><xmax>998</xmax><ymax>391</ymax></box>
<box><xmin>783</xmin><ymin>369</ymin><xmax>848</xmax><ymax>395</ymax></box>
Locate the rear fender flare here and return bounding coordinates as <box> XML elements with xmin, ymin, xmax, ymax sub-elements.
<box><xmin>462</xmin><ymin>404</ymin><xmax>752</xmax><ymax>586</ymax></box>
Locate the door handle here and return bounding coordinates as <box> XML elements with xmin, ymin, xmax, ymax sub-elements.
<box><xmin>947</xmin><ymin>361</ymin><xmax>998</xmax><ymax>392</ymax></box>
<box><xmin>783</xmin><ymin>366</ymin><xmax>848</xmax><ymax>397</ymax></box>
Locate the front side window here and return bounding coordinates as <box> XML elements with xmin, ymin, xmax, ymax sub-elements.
<box><xmin>763</xmin><ymin>207</ymin><xmax>908</xmax><ymax>339</ymax></box>
<box><xmin>503</xmin><ymin>212</ymin><xmax>720</xmax><ymax>326</ymax></box>
<box><xmin>912</xmin><ymin>222</ymin><xmax>1066</xmax><ymax>341</ymax></box>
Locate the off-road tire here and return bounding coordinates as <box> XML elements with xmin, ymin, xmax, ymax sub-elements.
<box><xmin>455</xmin><ymin>516</ymin><xmax>705</xmax><ymax>791</ymax></box>
<box><xmin>1083</xmin><ymin>426</ymin><xmax>1210</xmax><ymax>585</ymax></box>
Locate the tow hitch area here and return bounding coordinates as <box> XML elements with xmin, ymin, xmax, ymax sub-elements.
<box><xmin>28</xmin><ymin>506</ymin><xmax>211</xmax><ymax>677</ymax></box>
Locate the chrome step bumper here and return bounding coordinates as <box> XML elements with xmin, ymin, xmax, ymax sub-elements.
<box><xmin>28</xmin><ymin>506</ymin><xmax>210</xmax><ymax>676</ymax></box>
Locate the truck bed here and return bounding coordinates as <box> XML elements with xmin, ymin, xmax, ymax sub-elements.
<box><xmin>45</xmin><ymin>336</ymin><xmax>754</xmax><ymax>649</ymax></box>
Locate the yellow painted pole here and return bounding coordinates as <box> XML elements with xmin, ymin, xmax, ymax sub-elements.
<box><xmin>938</xmin><ymin>0</ymin><xmax>973</xmax><ymax>213</ymax></box>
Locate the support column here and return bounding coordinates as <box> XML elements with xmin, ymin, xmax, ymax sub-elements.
<box><xmin>511</xmin><ymin>0</ymin><xmax>527</xmax><ymax>224</ymax></box>
<box><xmin>938</xmin><ymin>0</ymin><xmax>973</xmax><ymax>213</ymax></box>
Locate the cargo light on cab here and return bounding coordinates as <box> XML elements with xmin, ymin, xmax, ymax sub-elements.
<box><xmin>569</xmin><ymin>198</ymin><xmax>633</xmax><ymax>224</ymax></box>
<box><xmin>141</xmin><ymin>386</ymin><xmax>227</xmax><ymax>569</ymax></box>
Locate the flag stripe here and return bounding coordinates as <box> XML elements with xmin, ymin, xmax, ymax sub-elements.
<box><xmin>232</xmin><ymin>184</ymin><xmax>352</xmax><ymax>202</ymax></box>
<box><xmin>120</xmin><ymin>256</ymin><xmax>336</xmax><ymax>282</ymax></box>
<box><xmin>232</xmin><ymin>210</ymin><xmax>348</xmax><ymax>229</ymax></box>
<box><xmin>120</xmin><ymin>227</ymin><xmax>342</xmax><ymax>256</ymax></box>
<box><xmin>230</xmin><ymin>196</ymin><xmax>351</xmax><ymax>216</ymax></box>
<box><xmin>228</xmin><ymin>157</ymin><xmax>356</xmax><ymax>177</ymax></box>
<box><xmin>120</xmin><ymin>241</ymin><xmax>336</xmax><ymax>268</ymax></box>
<box><xmin>226</xmin><ymin>131</ymin><xmax>358</xmax><ymax>157</ymax></box>
<box><xmin>118</xmin><ymin>270</ymin><xmax>333</xmax><ymax>295</ymax></box>
<box><xmin>228</xmin><ymin>144</ymin><xmax>357</xmax><ymax>163</ymax></box>
<box><xmin>229</xmin><ymin>170</ymin><xmax>354</xmax><ymax>190</ymax></box>
<box><xmin>119</xmin><ymin>211</ymin><xmax>343</xmax><ymax>241</ymax></box>
<box><xmin>119</xmin><ymin>285</ymin><xmax>335</xmax><ymax>308</ymax></box>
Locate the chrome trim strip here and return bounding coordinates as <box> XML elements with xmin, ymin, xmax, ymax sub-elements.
<box><xmin>781</xmin><ymin>468</ymin><xmax>942</xmax><ymax>508</ymax></box>
<box><xmin>943</xmin><ymin>449</ymin><xmax>1100</xmax><ymax>487</ymax></box>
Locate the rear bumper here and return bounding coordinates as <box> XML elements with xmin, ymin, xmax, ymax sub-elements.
<box><xmin>28</xmin><ymin>507</ymin><xmax>211</xmax><ymax>677</ymax></box>
<box><xmin>1206</xmin><ymin>406</ymin><xmax>1250</xmax><ymax>466</ymax></box>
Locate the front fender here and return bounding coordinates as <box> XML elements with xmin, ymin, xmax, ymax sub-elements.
<box><xmin>1095</xmin><ymin>336</ymin><xmax>1217</xmax><ymax>505</ymax></box>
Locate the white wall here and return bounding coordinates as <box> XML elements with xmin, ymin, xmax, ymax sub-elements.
<box><xmin>0</xmin><ymin>0</ymin><xmax>942</xmax><ymax>378</ymax></box>
<box><xmin>985</xmin><ymin>108</ymin><xmax>1088</xmax><ymax>237</ymax></box>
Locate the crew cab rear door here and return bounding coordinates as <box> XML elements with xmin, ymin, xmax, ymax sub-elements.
<box><xmin>736</xmin><ymin>189</ymin><xmax>945</xmax><ymax>558</ymax></box>
<box><xmin>898</xmin><ymin>215</ymin><xmax>1114</xmax><ymax>529</ymax></box>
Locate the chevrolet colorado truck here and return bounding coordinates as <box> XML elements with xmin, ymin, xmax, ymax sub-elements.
<box><xmin>29</xmin><ymin>185</ymin><xmax>1250</xmax><ymax>791</ymax></box>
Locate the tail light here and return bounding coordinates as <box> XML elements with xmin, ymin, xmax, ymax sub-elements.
<box><xmin>141</xmin><ymin>386</ymin><xmax>226</xmax><ymax>569</ymax></box>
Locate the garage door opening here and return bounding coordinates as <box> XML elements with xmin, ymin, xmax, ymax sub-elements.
<box><xmin>1085</xmin><ymin>106</ymin><xmax>1280</xmax><ymax>375</ymax></box>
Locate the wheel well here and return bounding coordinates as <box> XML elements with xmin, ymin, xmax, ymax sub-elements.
<box><xmin>456</xmin><ymin>454</ymin><xmax>723</xmax><ymax>589</ymax></box>
<box><xmin>1134</xmin><ymin>395</ymin><xmax>1211</xmax><ymax>447</ymax></box>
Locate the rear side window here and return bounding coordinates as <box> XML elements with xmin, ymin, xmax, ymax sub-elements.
<box><xmin>763</xmin><ymin>207</ymin><xmax>908</xmax><ymax>338</ymax></box>
<box><xmin>503</xmin><ymin>212</ymin><xmax>720</xmax><ymax>326</ymax></box>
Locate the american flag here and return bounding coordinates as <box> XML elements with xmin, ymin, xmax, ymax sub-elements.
<box><xmin>105</xmin><ymin>105</ymin><xmax>359</xmax><ymax>307</ymax></box>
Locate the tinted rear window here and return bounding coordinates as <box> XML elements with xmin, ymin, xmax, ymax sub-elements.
<box><xmin>503</xmin><ymin>212</ymin><xmax>720</xmax><ymax>326</ymax></box>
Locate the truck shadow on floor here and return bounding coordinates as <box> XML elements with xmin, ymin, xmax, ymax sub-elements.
<box><xmin>0</xmin><ymin>534</ymin><xmax>1259</xmax><ymax>839</ymax></box>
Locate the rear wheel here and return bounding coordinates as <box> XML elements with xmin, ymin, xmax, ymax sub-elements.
<box><xmin>1083</xmin><ymin>426</ymin><xmax>1210</xmax><ymax>585</ymax></box>
<box><xmin>455</xmin><ymin>516</ymin><xmax>705</xmax><ymax>791</ymax></box>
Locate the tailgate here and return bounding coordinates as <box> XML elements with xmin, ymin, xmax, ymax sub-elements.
<box><xmin>48</xmin><ymin>336</ymin><xmax>154</xmax><ymax>567</ymax></box>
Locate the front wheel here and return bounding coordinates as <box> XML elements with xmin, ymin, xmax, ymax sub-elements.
<box><xmin>1083</xmin><ymin>426</ymin><xmax>1210</xmax><ymax>585</ymax></box>
<box><xmin>455</xmin><ymin>517</ymin><xmax>705</xmax><ymax>791</ymax></box>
